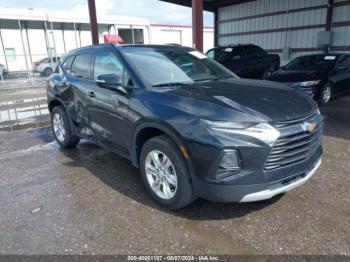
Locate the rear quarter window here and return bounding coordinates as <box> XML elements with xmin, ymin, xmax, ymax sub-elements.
<box><xmin>70</xmin><ymin>53</ymin><xmax>93</xmax><ymax>79</ymax></box>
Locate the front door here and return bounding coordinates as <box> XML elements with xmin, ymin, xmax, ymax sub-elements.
<box><xmin>87</xmin><ymin>51</ymin><xmax>131</xmax><ymax>152</ymax></box>
<box><xmin>332</xmin><ymin>56</ymin><xmax>350</xmax><ymax>96</ymax></box>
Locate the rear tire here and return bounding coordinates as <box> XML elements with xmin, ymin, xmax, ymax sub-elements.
<box><xmin>44</xmin><ymin>67</ymin><xmax>53</xmax><ymax>76</ymax></box>
<box><xmin>318</xmin><ymin>83</ymin><xmax>332</xmax><ymax>106</ymax></box>
<box><xmin>140</xmin><ymin>135</ymin><xmax>195</xmax><ymax>209</ymax></box>
<box><xmin>51</xmin><ymin>106</ymin><xmax>80</xmax><ymax>148</ymax></box>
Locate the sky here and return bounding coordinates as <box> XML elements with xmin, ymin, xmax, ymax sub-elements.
<box><xmin>0</xmin><ymin>0</ymin><xmax>214</xmax><ymax>27</ymax></box>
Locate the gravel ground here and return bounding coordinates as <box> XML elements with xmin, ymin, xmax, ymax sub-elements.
<box><xmin>0</xmin><ymin>95</ymin><xmax>349</xmax><ymax>255</ymax></box>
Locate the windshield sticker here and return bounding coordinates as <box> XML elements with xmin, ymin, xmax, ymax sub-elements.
<box><xmin>225</xmin><ymin>48</ymin><xmax>233</xmax><ymax>52</ymax></box>
<box><xmin>324</xmin><ymin>56</ymin><xmax>336</xmax><ymax>60</ymax></box>
<box><xmin>189</xmin><ymin>51</ymin><xmax>207</xmax><ymax>59</ymax></box>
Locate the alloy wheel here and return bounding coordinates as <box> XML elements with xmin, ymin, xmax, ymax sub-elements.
<box><xmin>52</xmin><ymin>113</ymin><xmax>66</xmax><ymax>142</ymax></box>
<box><xmin>322</xmin><ymin>85</ymin><xmax>332</xmax><ymax>104</ymax></box>
<box><xmin>145</xmin><ymin>150</ymin><xmax>178</xmax><ymax>200</ymax></box>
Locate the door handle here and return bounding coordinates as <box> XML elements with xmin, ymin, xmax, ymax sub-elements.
<box><xmin>87</xmin><ymin>91</ymin><xmax>96</xmax><ymax>98</ymax></box>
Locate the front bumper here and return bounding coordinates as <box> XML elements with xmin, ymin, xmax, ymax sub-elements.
<box><xmin>240</xmin><ymin>158</ymin><xmax>321</xmax><ymax>202</ymax></box>
<box><xmin>192</xmin><ymin>148</ymin><xmax>322</xmax><ymax>203</ymax></box>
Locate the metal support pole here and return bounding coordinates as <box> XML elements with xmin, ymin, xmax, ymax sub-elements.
<box><xmin>61</xmin><ymin>23</ymin><xmax>66</xmax><ymax>54</ymax></box>
<box><xmin>25</xmin><ymin>23</ymin><xmax>33</xmax><ymax>67</ymax></box>
<box><xmin>88</xmin><ymin>0</ymin><xmax>99</xmax><ymax>44</ymax></box>
<box><xmin>73</xmin><ymin>22</ymin><xmax>78</xmax><ymax>48</ymax></box>
<box><xmin>325</xmin><ymin>0</ymin><xmax>334</xmax><ymax>53</ymax></box>
<box><xmin>192</xmin><ymin>0</ymin><xmax>204</xmax><ymax>52</ymax></box>
<box><xmin>77</xmin><ymin>24</ymin><xmax>82</xmax><ymax>47</ymax></box>
<box><xmin>131</xmin><ymin>25</ymin><xmax>135</xmax><ymax>44</ymax></box>
<box><xmin>147</xmin><ymin>25</ymin><xmax>151</xmax><ymax>44</ymax></box>
<box><xmin>0</xmin><ymin>29</ymin><xmax>9</xmax><ymax>71</ymax></box>
<box><xmin>214</xmin><ymin>10</ymin><xmax>218</xmax><ymax>47</ymax></box>
<box><xmin>50</xmin><ymin>21</ymin><xmax>57</xmax><ymax>58</ymax></box>
<box><xmin>18</xmin><ymin>20</ymin><xmax>31</xmax><ymax>80</ymax></box>
<box><xmin>44</xmin><ymin>20</ymin><xmax>54</xmax><ymax>69</ymax></box>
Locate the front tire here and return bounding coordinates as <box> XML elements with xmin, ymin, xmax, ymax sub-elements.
<box><xmin>318</xmin><ymin>83</ymin><xmax>332</xmax><ymax>106</ymax></box>
<box><xmin>51</xmin><ymin>106</ymin><xmax>80</xmax><ymax>148</ymax></box>
<box><xmin>140</xmin><ymin>135</ymin><xmax>195</xmax><ymax>209</ymax></box>
<box><xmin>263</xmin><ymin>63</ymin><xmax>276</xmax><ymax>79</ymax></box>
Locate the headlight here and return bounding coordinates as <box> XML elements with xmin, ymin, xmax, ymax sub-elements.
<box><xmin>203</xmin><ymin>120</ymin><xmax>280</xmax><ymax>146</ymax></box>
<box><xmin>298</xmin><ymin>80</ymin><xmax>321</xmax><ymax>87</ymax></box>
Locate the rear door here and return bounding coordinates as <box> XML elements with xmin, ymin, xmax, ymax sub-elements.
<box><xmin>242</xmin><ymin>46</ymin><xmax>260</xmax><ymax>78</ymax></box>
<box><xmin>64</xmin><ymin>53</ymin><xmax>94</xmax><ymax>130</ymax></box>
<box><xmin>255</xmin><ymin>46</ymin><xmax>269</xmax><ymax>72</ymax></box>
<box><xmin>87</xmin><ymin>51</ymin><xmax>131</xmax><ymax>152</ymax></box>
<box><xmin>228</xmin><ymin>46</ymin><xmax>247</xmax><ymax>77</ymax></box>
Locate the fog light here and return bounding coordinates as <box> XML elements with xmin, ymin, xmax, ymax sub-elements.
<box><xmin>219</xmin><ymin>150</ymin><xmax>240</xmax><ymax>170</ymax></box>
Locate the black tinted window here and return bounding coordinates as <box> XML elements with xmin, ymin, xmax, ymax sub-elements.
<box><xmin>71</xmin><ymin>54</ymin><xmax>92</xmax><ymax>79</ymax></box>
<box><xmin>337</xmin><ymin>56</ymin><xmax>350</xmax><ymax>68</ymax></box>
<box><xmin>284</xmin><ymin>55</ymin><xmax>338</xmax><ymax>71</ymax></box>
<box><xmin>255</xmin><ymin>46</ymin><xmax>266</xmax><ymax>56</ymax></box>
<box><xmin>244</xmin><ymin>46</ymin><xmax>258</xmax><ymax>58</ymax></box>
<box><xmin>233</xmin><ymin>47</ymin><xmax>245</xmax><ymax>59</ymax></box>
<box><xmin>207</xmin><ymin>48</ymin><xmax>233</xmax><ymax>62</ymax></box>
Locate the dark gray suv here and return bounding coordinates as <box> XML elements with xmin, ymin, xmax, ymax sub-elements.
<box><xmin>47</xmin><ymin>44</ymin><xmax>323</xmax><ymax>209</ymax></box>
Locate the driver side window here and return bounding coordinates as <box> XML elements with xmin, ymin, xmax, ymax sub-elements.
<box><xmin>94</xmin><ymin>52</ymin><xmax>124</xmax><ymax>83</ymax></box>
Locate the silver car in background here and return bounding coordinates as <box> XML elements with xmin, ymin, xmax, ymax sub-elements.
<box><xmin>32</xmin><ymin>57</ymin><xmax>60</xmax><ymax>76</ymax></box>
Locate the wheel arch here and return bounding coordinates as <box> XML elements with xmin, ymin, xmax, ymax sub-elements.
<box><xmin>48</xmin><ymin>98</ymin><xmax>64</xmax><ymax>112</ymax></box>
<box><xmin>48</xmin><ymin>97</ymin><xmax>78</xmax><ymax>135</ymax></box>
<box><xmin>130</xmin><ymin>120</ymin><xmax>197</xmax><ymax>182</ymax></box>
<box><xmin>131</xmin><ymin>121</ymin><xmax>185</xmax><ymax>167</ymax></box>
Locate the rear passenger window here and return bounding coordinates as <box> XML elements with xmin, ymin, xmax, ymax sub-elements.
<box><xmin>71</xmin><ymin>54</ymin><xmax>92</xmax><ymax>79</ymax></box>
<box><xmin>232</xmin><ymin>47</ymin><xmax>244</xmax><ymax>59</ymax></box>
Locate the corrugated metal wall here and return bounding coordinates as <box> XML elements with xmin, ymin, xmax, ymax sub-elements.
<box><xmin>332</xmin><ymin>0</ymin><xmax>350</xmax><ymax>47</ymax></box>
<box><xmin>217</xmin><ymin>0</ymin><xmax>350</xmax><ymax>64</ymax></box>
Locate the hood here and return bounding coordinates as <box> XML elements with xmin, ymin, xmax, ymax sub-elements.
<box><xmin>266</xmin><ymin>69</ymin><xmax>325</xmax><ymax>83</ymax></box>
<box><xmin>147</xmin><ymin>78</ymin><xmax>317</xmax><ymax>123</ymax></box>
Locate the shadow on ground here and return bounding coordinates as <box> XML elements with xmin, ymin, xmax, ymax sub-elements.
<box><xmin>321</xmin><ymin>94</ymin><xmax>350</xmax><ymax>141</ymax></box>
<box><xmin>60</xmin><ymin>142</ymin><xmax>282</xmax><ymax>221</ymax></box>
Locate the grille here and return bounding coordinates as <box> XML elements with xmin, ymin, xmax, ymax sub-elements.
<box><xmin>264</xmin><ymin>113</ymin><xmax>322</xmax><ymax>171</ymax></box>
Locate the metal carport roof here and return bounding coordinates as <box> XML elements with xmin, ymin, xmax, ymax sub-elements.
<box><xmin>159</xmin><ymin>0</ymin><xmax>255</xmax><ymax>12</ymax></box>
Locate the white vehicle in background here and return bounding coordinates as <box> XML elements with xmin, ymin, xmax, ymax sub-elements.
<box><xmin>32</xmin><ymin>57</ymin><xmax>60</xmax><ymax>76</ymax></box>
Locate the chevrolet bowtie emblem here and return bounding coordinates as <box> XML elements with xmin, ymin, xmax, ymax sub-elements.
<box><xmin>302</xmin><ymin>122</ymin><xmax>317</xmax><ymax>132</ymax></box>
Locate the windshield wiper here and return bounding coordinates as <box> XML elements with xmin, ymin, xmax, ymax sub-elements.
<box><xmin>194</xmin><ymin>76</ymin><xmax>233</xmax><ymax>82</ymax></box>
<box><xmin>151</xmin><ymin>82</ymin><xmax>189</xmax><ymax>87</ymax></box>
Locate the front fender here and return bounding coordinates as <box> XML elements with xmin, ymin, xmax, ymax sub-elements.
<box><xmin>130</xmin><ymin>119</ymin><xmax>198</xmax><ymax>186</ymax></box>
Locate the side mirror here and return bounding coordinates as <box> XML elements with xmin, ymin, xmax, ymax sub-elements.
<box><xmin>48</xmin><ymin>74</ymin><xmax>68</xmax><ymax>89</ymax></box>
<box><xmin>96</xmin><ymin>74</ymin><xmax>128</xmax><ymax>94</ymax></box>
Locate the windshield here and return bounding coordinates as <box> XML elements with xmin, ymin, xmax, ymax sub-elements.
<box><xmin>123</xmin><ymin>48</ymin><xmax>235</xmax><ymax>87</ymax></box>
<box><xmin>283</xmin><ymin>55</ymin><xmax>338</xmax><ymax>71</ymax></box>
